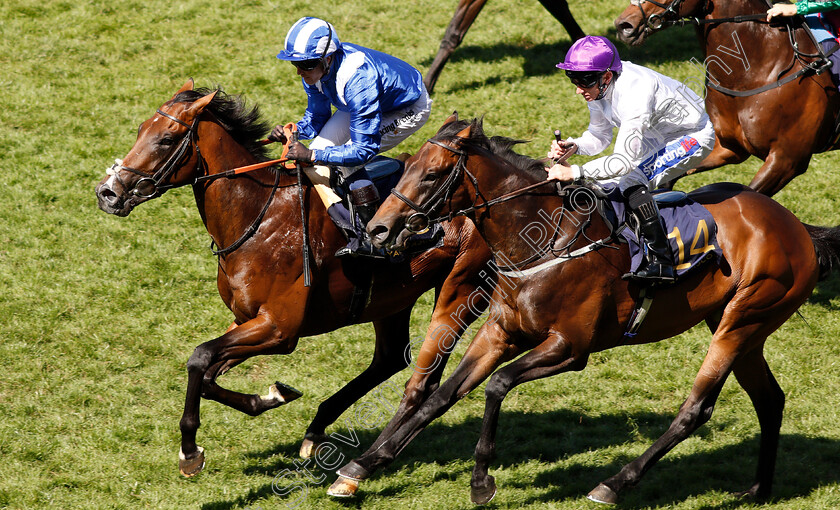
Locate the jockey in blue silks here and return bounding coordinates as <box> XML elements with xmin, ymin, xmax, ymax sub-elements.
<box><xmin>272</xmin><ymin>17</ymin><xmax>432</xmax><ymax>259</ymax></box>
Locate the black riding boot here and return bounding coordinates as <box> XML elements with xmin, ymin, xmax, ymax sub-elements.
<box><xmin>623</xmin><ymin>186</ymin><xmax>676</xmax><ymax>284</ymax></box>
<box><xmin>334</xmin><ymin>182</ymin><xmax>387</xmax><ymax>260</ymax></box>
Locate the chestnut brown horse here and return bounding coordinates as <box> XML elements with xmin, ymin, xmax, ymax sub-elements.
<box><xmin>426</xmin><ymin>0</ymin><xmax>586</xmax><ymax>92</ymax></box>
<box><xmin>94</xmin><ymin>81</ymin><xmax>496</xmax><ymax>477</ymax></box>
<box><xmin>324</xmin><ymin>115</ymin><xmax>840</xmax><ymax>504</ymax></box>
<box><xmin>614</xmin><ymin>0</ymin><xmax>840</xmax><ymax>196</ymax></box>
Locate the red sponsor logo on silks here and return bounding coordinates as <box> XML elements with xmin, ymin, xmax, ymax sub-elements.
<box><xmin>680</xmin><ymin>137</ymin><xmax>699</xmax><ymax>152</ymax></box>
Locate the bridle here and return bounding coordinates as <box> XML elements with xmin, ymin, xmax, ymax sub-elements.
<box><xmin>390</xmin><ymin>139</ymin><xmax>475</xmax><ymax>234</ymax></box>
<box><xmin>106</xmin><ymin>107</ymin><xmax>202</xmax><ymax>199</ymax></box>
<box><xmin>390</xmin><ymin>138</ymin><xmax>558</xmax><ymax>235</ymax></box>
<box><xmin>630</xmin><ymin>0</ymin><xmax>771</xmax><ymax>32</ymax></box>
<box><xmin>108</xmin><ymin>103</ymin><xmax>286</xmax><ymax>256</ymax></box>
<box><xmin>627</xmin><ymin>0</ymin><xmax>834</xmax><ymax>96</ymax></box>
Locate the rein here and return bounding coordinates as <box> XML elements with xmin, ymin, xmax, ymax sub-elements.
<box><xmin>390</xmin><ymin>138</ymin><xmax>558</xmax><ymax>233</ymax></box>
<box><xmin>391</xmin><ymin>138</ymin><xmax>618</xmax><ymax>272</ymax></box>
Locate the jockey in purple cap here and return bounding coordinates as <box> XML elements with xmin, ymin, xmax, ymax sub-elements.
<box><xmin>546</xmin><ymin>35</ymin><xmax>715</xmax><ymax>284</ymax></box>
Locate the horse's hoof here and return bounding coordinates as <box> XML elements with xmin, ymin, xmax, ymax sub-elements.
<box><xmin>470</xmin><ymin>475</ymin><xmax>497</xmax><ymax>505</ymax></box>
<box><xmin>299</xmin><ymin>433</ymin><xmax>327</xmax><ymax>459</ymax></box>
<box><xmin>179</xmin><ymin>446</ymin><xmax>205</xmax><ymax>477</ymax></box>
<box><xmin>327</xmin><ymin>476</ymin><xmax>359</xmax><ymax>498</ymax></box>
<box><xmin>269</xmin><ymin>381</ymin><xmax>303</xmax><ymax>404</ymax></box>
<box><xmin>587</xmin><ymin>483</ymin><xmax>619</xmax><ymax>505</ymax></box>
<box><xmin>336</xmin><ymin>460</ymin><xmax>370</xmax><ymax>481</ymax></box>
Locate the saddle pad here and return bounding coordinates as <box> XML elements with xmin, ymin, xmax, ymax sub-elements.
<box><xmin>606</xmin><ymin>187</ymin><xmax>722</xmax><ymax>277</ymax></box>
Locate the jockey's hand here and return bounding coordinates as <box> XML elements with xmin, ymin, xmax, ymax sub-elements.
<box><xmin>766</xmin><ymin>3</ymin><xmax>796</xmax><ymax>20</ymax></box>
<box><xmin>268</xmin><ymin>125</ymin><xmax>288</xmax><ymax>144</ymax></box>
<box><xmin>548</xmin><ymin>140</ymin><xmax>578</xmax><ymax>162</ymax></box>
<box><xmin>286</xmin><ymin>141</ymin><xmax>314</xmax><ymax>164</ymax></box>
<box><xmin>545</xmin><ymin>162</ymin><xmax>575</xmax><ymax>183</ymax></box>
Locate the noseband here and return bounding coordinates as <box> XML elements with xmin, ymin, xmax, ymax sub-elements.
<box><xmin>630</xmin><ymin>0</ymin><xmax>688</xmax><ymax>31</ymax></box>
<box><xmin>106</xmin><ymin>108</ymin><xmax>202</xmax><ymax>199</ymax></box>
<box><xmin>390</xmin><ymin>138</ymin><xmax>474</xmax><ymax>234</ymax></box>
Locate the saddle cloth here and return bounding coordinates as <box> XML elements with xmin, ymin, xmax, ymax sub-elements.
<box><xmin>604</xmin><ymin>186</ymin><xmax>722</xmax><ymax>277</ymax></box>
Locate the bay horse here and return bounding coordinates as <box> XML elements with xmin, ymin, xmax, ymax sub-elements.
<box><xmin>425</xmin><ymin>0</ymin><xmax>586</xmax><ymax>92</ymax></box>
<box><xmin>614</xmin><ymin>0</ymin><xmax>840</xmax><ymax>196</ymax></box>
<box><xmin>325</xmin><ymin>115</ymin><xmax>840</xmax><ymax>504</ymax></box>
<box><xmin>94</xmin><ymin>81</ymin><xmax>496</xmax><ymax>477</ymax></box>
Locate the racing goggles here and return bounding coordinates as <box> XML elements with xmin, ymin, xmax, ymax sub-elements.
<box><xmin>292</xmin><ymin>58</ymin><xmax>323</xmax><ymax>71</ymax></box>
<box><xmin>565</xmin><ymin>70</ymin><xmax>604</xmax><ymax>89</ymax></box>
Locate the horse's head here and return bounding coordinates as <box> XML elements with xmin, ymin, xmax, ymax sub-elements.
<box><xmin>368</xmin><ymin>113</ymin><xmax>477</xmax><ymax>251</ymax></box>
<box><xmin>95</xmin><ymin>79</ymin><xmax>217</xmax><ymax>216</ymax></box>
<box><xmin>614</xmin><ymin>0</ymin><xmax>705</xmax><ymax>46</ymax></box>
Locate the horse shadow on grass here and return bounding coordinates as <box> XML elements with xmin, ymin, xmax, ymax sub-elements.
<box><xmin>200</xmin><ymin>407</ymin><xmax>840</xmax><ymax>509</ymax></box>
<box><xmin>430</xmin><ymin>25</ymin><xmax>700</xmax><ymax>94</ymax></box>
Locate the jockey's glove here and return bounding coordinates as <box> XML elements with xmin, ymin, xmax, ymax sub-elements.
<box><xmin>287</xmin><ymin>141</ymin><xmax>314</xmax><ymax>165</ymax></box>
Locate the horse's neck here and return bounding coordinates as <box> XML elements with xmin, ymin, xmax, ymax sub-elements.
<box><xmin>702</xmin><ymin>0</ymin><xmax>808</xmax><ymax>84</ymax></box>
<box><xmin>467</xmin><ymin>158</ymin><xmax>578</xmax><ymax>265</ymax></box>
<box><xmin>193</xmin><ymin>122</ymin><xmax>299</xmax><ymax>252</ymax></box>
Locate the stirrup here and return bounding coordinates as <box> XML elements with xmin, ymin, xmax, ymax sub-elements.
<box><xmin>622</xmin><ymin>262</ymin><xmax>676</xmax><ymax>284</ymax></box>
<box><xmin>335</xmin><ymin>240</ymin><xmax>387</xmax><ymax>260</ymax></box>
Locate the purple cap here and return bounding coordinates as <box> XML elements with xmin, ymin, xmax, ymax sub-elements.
<box><xmin>556</xmin><ymin>36</ymin><xmax>622</xmax><ymax>73</ymax></box>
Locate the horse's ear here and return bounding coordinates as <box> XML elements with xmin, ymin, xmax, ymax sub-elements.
<box><xmin>442</xmin><ymin>111</ymin><xmax>459</xmax><ymax>126</ymax></box>
<box><xmin>173</xmin><ymin>79</ymin><xmax>195</xmax><ymax>99</ymax></box>
<box><xmin>455</xmin><ymin>123</ymin><xmax>471</xmax><ymax>139</ymax></box>
<box><xmin>185</xmin><ymin>89</ymin><xmax>218</xmax><ymax>116</ymax></box>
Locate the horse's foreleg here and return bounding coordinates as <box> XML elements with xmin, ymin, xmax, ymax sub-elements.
<box><xmin>730</xmin><ymin>350</ymin><xmax>784</xmax><ymax>500</ymax></box>
<box><xmin>179</xmin><ymin>313</ymin><xmax>299</xmax><ymax>477</ymax></box>
<box><xmin>200</xmin><ymin>357</ymin><xmax>303</xmax><ymax>416</ymax></box>
<box><xmin>424</xmin><ymin>0</ymin><xmax>488</xmax><ymax>92</ymax></box>
<box><xmin>747</xmin><ymin>151</ymin><xmax>810</xmax><ymax>197</ymax></box>
<box><xmin>299</xmin><ymin>308</ymin><xmax>413</xmax><ymax>458</ymax></box>
<box><xmin>470</xmin><ymin>333</ymin><xmax>589</xmax><ymax>504</ymax></box>
<box><xmin>536</xmin><ymin>0</ymin><xmax>586</xmax><ymax>40</ymax></box>
<box><xmin>328</xmin><ymin>320</ymin><xmax>520</xmax><ymax>497</ymax></box>
<box><xmin>366</xmin><ymin>263</ymin><xmax>492</xmax><ymax>453</ymax></box>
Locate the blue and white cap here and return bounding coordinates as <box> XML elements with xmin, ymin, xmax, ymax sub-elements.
<box><xmin>277</xmin><ymin>17</ymin><xmax>340</xmax><ymax>62</ymax></box>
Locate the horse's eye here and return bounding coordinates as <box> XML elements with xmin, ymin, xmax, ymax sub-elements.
<box><xmin>159</xmin><ymin>136</ymin><xmax>175</xmax><ymax>147</ymax></box>
<box><xmin>422</xmin><ymin>172</ymin><xmax>440</xmax><ymax>183</ymax></box>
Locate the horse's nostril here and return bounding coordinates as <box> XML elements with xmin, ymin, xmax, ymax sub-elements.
<box><xmin>98</xmin><ymin>186</ymin><xmax>119</xmax><ymax>205</ymax></box>
<box><xmin>368</xmin><ymin>224</ymin><xmax>389</xmax><ymax>245</ymax></box>
<box><xmin>616</xmin><ymin>22</ymin><xmax>635</xmax><ymax>36</ymax></box>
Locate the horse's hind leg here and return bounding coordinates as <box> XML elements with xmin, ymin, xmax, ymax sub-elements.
<box><xmin>299</xmin><ymin>308</ymin><xmax>413</xmax><ymax>458</ymax></box>
<box><xmin>730</xmin><ymin>349</ymin><xmax>784</xmax><ymax>500</ymax></box>
<box><xmin>470</xmin><ymin>333</ymin><xmax>588</xmax><ymax>504</ymax></box>
<box><xmin>424</xmin><ymin>0</ymin><xmax>488</xmax><ymax>92</ymax></box>
<box><xmin>588</xmin><ymin>332</ymin><xmax>744</xmax><ymax>504</ymax></box>
<box><xmin>536</xmin><ymin>0</ymin><xmax>586</xmax><ymax>40</ymax></box>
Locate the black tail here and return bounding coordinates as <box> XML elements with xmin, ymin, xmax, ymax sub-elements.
<box><xmin>804</xmin><ymin>224</ymin><xmax>840</xmax><ymax>281</ymax></box>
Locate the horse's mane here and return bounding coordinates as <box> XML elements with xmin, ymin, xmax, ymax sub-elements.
<box><xmin>172</xmin><ymin>87</ymin><xmax>272</xmax><ymax>162</ymax></box>
<box><xmin>432</xmin><ymin>117</ymin><xmax>546</xmax><ymax>179</ymax></box>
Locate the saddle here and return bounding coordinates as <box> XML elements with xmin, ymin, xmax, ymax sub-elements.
<box><xmin>598</xmin><ymin>185</ymin><xmax>722</xmax><ymax>278</ymax></box>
